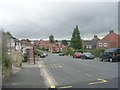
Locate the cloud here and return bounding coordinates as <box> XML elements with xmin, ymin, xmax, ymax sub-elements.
<box><xmin>0</xmin><ymin>1</ymin><xmax>118</xmax><ymax>40</ymax></box>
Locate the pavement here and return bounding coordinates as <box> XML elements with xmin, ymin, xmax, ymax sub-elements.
<box><xmin>12</xmin><ymin>66</ymin><xmax>21</xmax><ymax>75</ymax></box>
<box><xmin>2</xmin><ymin>60</ymin><xmax>46</xmax><ymax>88</ymax></box>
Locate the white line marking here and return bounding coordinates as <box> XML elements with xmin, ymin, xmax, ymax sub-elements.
<box><xmin>89</xmin><ymin>78</ymin><xmax>108</xmax><ymax>85</ymax></box>
<box><xmin>85</xmin><ymin>73</ymin><xmax>91</xmax><ymax>77</ymax></box>
<box><xmin>59</xmin><ymin>86</ymin><xmax>72</xmax><ymax>88</ymax></box>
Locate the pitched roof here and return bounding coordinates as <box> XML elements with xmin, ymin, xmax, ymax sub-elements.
<box><xmin>98</xmin><ymin>32</ymin><xmax>120</xmax><ymax>43</ymax></box>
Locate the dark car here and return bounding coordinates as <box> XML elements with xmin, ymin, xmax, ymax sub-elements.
<box><xmin>59</xmin><ymin>53</ymin><xmax>64</xmax><ymax>56</ymax></box>
<box><xmin>100</xmin><ymin>48</ymin><xmax>120</xmax><ymax>62</ymax></box>
<box><xmin>40</xmin><ymin>53</ymin><xmax>48</xmax><ymax>58</ymax></box>
<box><xmin>23</xmin><ymin>53</ymin><xmax>28</xmax><ymax>62</ymax></box>
<box><xmin>43</xmin><ymin>53</ymin><xmax>48</xmax><ymax>57</ymax></box>
<box><xmin>73</xmin><ymin>52</ymin><xmax>82</xmax><ymax>58</ymax></box>
<box><xmin>81</xmin><ymin>52</ymin><xmax>94</xmax><ymax>59</ymax></box>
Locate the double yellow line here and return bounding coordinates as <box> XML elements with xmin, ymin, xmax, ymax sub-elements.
<box><xmin>44</xmin><ymin>72</ymin><xmax>56</xmax><ymax>88</ymax></box>
<box><xmin>39</xmin><ymin>61</ymin><xmax>56</xmax><ymax>88</ymax></box>
<box><xmin>39</xmin><ymin>61</ymin><xmax>72</xmax><ymax>89</ymax></box>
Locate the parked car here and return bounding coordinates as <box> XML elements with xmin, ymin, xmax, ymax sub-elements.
<box><xmin>40</xmin><ymin>53</ymin><xmax>48</xmax><ymax>58</ymax></box>
<box><xmin>81</xmin><ymin>52</ymin><xmax>94</xmax><ymax>59</ymax></box>
<box><xmin>43</xmin><ymin>53</ymin><xmax>48</xmax><ymax>57</ymax></box>
<box><xmin>73</xmin><ymin>52</ymin><xmax>82</xmax><ymax>58</ymax></box>
<box><xmin>59</xmin><ymin>53</ymin><xmax>64</xmax><ymax>56</ymax></box>
<box><xmin>23</xmin><ymin>53</ymin><xmax>28</xmax><ymax>62</ymax></box>
<box><xmin>100</xmin><ymin>48</ymin><xmax>120</xmax><ymax>62</ymax></box>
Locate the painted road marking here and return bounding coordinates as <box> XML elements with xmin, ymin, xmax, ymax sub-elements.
<box><xmin>85</xmin><ymin>73</ymin><xmax>91</xmax><ymax>77</ymax></box>
<box><xmin>39</xmin><ymin>61</ymin><xmax>56</xmax><ymax>88</ymax></box>
<box><xmin>50</xmin><ymin>64</ymin><xmax>63</xmax><ymax>68</ymax></box>
<box><xmin>59</xmin><ymin>86</ymin><xmax>72</xmax><ymax>88</ymax></box>
<box><xmin>58</xmin><ymin>65</ymin><xmax>62</xmax><ymax>68</ymax></box>
<box><xmin>89</xmin><ymin>78</ymin><xmax>108</xmax><ymax>85</ymax></box>
<box><xmin>12</xmin><ymin>83</ymin><xmax>18</xmax><ymax>85</ymax></box>
<box><xmin>39</xmin><ymin>61</ymin><xmax>44</xmax><ymax>68</ymax></box>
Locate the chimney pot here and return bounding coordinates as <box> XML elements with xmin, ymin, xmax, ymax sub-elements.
<box><xmin>94</xmin><ymin>35</ymin><xmax>97</xmax><ymax>38</ymax></box>
<box><xmin>109</xmin><ymin>30</ymin><xmax>114</xmax><ymax>34</ymax></box>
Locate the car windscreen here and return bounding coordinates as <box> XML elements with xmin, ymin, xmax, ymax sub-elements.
<box><xmin>105</xmin><ymin>48</ymin><xmax>115</xmax><ymax>52</ymax></box>
<box><xmin>117</xmin><ymin>49</ymin><xmax>120</xmax><ymax>54</ymax></box>
<box><xmin>83</xmin><ymin>53</ymin><xmax>91</xmax><ymax>55</ymax></box>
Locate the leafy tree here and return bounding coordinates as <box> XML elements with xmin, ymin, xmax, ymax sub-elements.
<box><xmin>49</xmin><ymin>35</ymin><xmax>55</xmax><ymax>44</ymax></box>
<box><xmin>55</xmin><ymin>40</ymin><xmax>58</xmax><ymax>43</ymax></box>
<box><xmin>71</xmin><ymin>25</ymin><xmax>82</xmax><ymax>50</ymax></box>
<box><xmin>62</xmin><ymin>40</ymin><xmax>68</xmax><ymax>46</ymax></box>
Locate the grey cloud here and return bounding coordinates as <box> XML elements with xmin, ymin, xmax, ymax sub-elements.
<box><xmin>0</xmin><ymin>2</ymin><xmax>118</xmax><ymax>40</ymax></box>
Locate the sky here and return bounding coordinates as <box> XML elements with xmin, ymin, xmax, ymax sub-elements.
<box><xmin>0</xmin><ymin>0</ymin><xmax>119</xmax><ymax>40</ymax></box>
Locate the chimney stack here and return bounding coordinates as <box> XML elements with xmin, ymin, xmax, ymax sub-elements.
<box><xmin>94</xmin><ymin>35</ymin><xmax>98</xmax><ymax>38</ymax></box>
<box><xmin>109</xmin><ymin>30</ymin><xmax>114</xmax><ymax>34</ymax></box>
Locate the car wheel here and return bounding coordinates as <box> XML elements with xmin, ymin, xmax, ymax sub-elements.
<box><xmin>109</xmin><ymin>58</ymin><xmax>113</xmax><ymax>62</ymax></box>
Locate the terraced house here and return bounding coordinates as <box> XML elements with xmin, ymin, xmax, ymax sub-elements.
<box><xmin>38</xmin><ymin>39</ymin><xmax>66</xmax><ymax>52</ymax></box>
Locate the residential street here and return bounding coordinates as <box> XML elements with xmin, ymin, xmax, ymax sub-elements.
<box><xmin>41</xmin><ymin>53</ymin><xmax>118</xmax><ymax>88</ymax></box>
<box><xmin>3</xmin><ymin>53</ymin><xmax>118</xmax><ymax>89</ymax></box>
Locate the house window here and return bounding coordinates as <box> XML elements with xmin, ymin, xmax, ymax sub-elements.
<box><xmin>99</xmin><ymin>43</ymin><xmax>102</xmax><ymax>47</ymax></box>
<box><xmin>86</xmin><ymin>45</ymin><xmax>89</xmax><ymax>49</ymax></box>
<box><xmin>60</xmin><ymin>48</ymin><xmax>62</xmax><ymax>52</ymax></box>
<box><xmin>103</xmin><ymin>43</ymin><xmax>107</xmax><ymax>47</ymax></box>
<box><xmin>89</xmin><ymin>45</ymin><xmax>92</xmax><ymax>49</ymax></box>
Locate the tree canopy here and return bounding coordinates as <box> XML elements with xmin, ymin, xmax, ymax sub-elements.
<box><xmin>49</xmin><ymin>35</ymin><xmax>55</xmax><ymax>44</ymax></box>
<box><xmin>71</xmin><ymin>25</ymin><xmax>82</xmax><ymax>50</ymax></box>
<box><xmin>61</xmin><ymin>40</ymin><xmax>68</xmax><ymax>46</ymax></box>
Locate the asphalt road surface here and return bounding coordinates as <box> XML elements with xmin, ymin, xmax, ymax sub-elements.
<box><xmin>40</xmin><ymin>53</ymin><xmax>118</xmax><ymax>88</ymax></box>
<box><xmin>3</xmin><ymin>53</ymin><xmax>118</xmax><ymax>89</ymax></box>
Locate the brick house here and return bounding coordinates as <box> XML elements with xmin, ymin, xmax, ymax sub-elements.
<box><xmin>21</xmin><ymin>39</ymin><xmax>31</xmax><ymax>48</ymax></box>
<box><xmin>33</xmin><ymin>40</ymin><xmax>40</xmax><ymax>48</ymax></box>
<box><xmin>39</xmin><ymin>39</ymin><xmax>66</xmax><ymax>52</ymax></box>
<box><xmin>83</xmin><ymin>35</ymin><xmax>100</xmax><ymax>49</ymax></box>
<box><xmin>21</xmin><ymin>39</ymin><xmax>32</xmax><ymax>54</ymax></box>
<box><xmin>96</xmin><ymin>30</ymin><xmax>120</xmax><ymax>49</ymax></box>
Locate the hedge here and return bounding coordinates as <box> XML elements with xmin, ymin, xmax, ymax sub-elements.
<box><xmin>63</xmin><ymin>49</ymin><xmax>105</xmax><ymax>57</ymax></box>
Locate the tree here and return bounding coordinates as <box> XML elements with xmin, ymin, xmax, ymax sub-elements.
<box><xmin>49</xmin><ymin>35</ymin><xmax>55</xmax><ymax>44</ymax></box>
<box><xmin>55</xmin><ymin>40</ymin><xmax>58</xmax><ymax>43</ymax></box>
<box><xmin>62</xmin><ymin>40</ymin><xmax>68</xmax><ymax>46</ymax></box>
<box><xmin>71</xmin><ymin>25</ymin><xmax>82</xmax><ymax>50</ymax></box>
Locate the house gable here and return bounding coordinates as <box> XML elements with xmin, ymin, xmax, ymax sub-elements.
<box><xmin>96</xmin><ymin>31</ymin><xmax>120</xmax><ymax>49</ymax></box>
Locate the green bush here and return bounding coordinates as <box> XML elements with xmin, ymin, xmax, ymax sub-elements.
<box><xmin>63</xmin><ymin>49</ymin><xmax>75</xmax><ymax>56</ymax></box>
<box><xmin>36</xmin><ymin>49</ymin><xmax>43</xmax><ymax>56</ymax></box>
<box><xmin>3</xmin><ymin>57</ymin><xmax>11</xmax><ymax>68</ymax></box>
<box><xmin>52</xmin><ymin>52</ymin><xmax>62</xmax><ymax>53</ymax></box>
<box><xmin>82</xmin><ymin>49</ymin><xmax>105</xmax><ymax>57</ymax></box>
